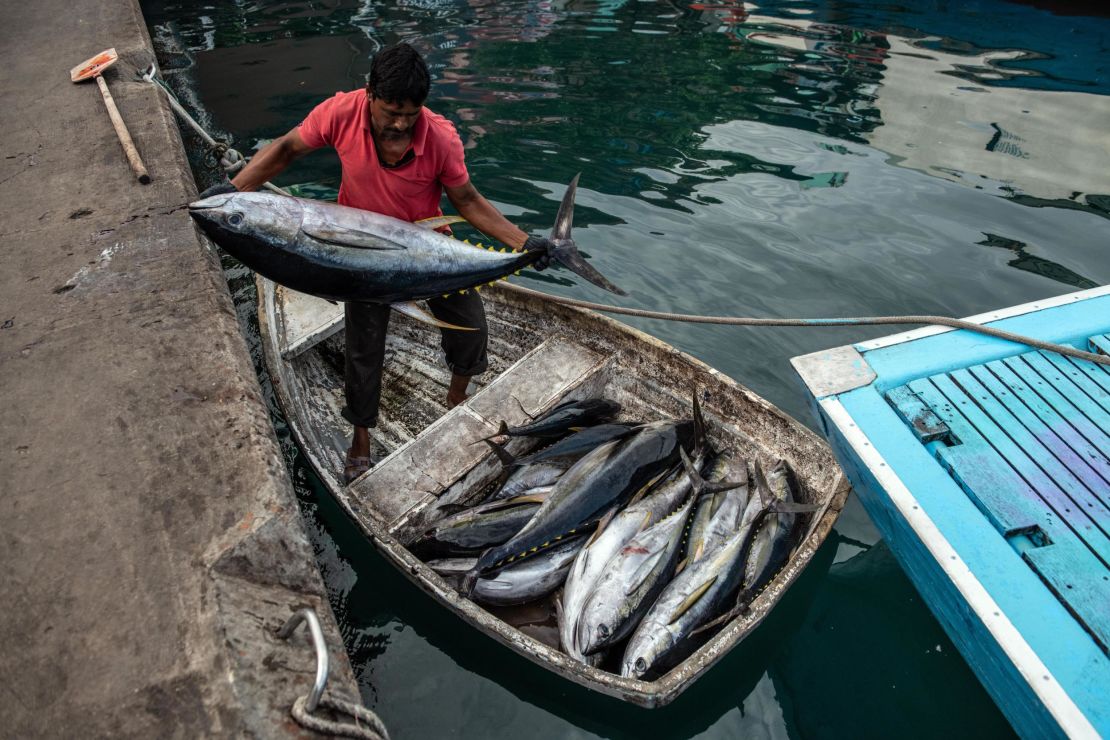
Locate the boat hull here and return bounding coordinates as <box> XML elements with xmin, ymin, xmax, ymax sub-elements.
<box><xmin>259</xmin><ymin>277</ymin><xmax>849</xmax><ymax>707</ymax></box>
<box><xmin>793</xmin><ymin>286</ymin><xmax>1110</xmax><ymax>736</ymax></box>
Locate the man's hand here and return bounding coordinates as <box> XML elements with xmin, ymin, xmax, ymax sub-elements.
<box><xmin>197</xmin><ymin>178</ymin><xmax>238</xmax><ymax>200</ymax></box>
<box><xmin>524</xmin><ymin>235</ymin><xmax>556</xmax><ymax>270</ymax></box>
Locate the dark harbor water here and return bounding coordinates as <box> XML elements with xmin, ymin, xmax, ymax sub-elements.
<box><xmin>143</xmin><ymin>1</ymin><xmax>1109</xmax><ymax>736</ymax></box>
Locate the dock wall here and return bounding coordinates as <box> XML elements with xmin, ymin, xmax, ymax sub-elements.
<box><xmin>0</xmin><ymin>1</ymin><xmax>360</xmax><ymax>736</ymax></box>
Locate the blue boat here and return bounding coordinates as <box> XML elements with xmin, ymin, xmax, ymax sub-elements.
<box><xmin>791</xmin><ymin>286</ymin><xmax>1110</xmax><ymax>738</ymax></box>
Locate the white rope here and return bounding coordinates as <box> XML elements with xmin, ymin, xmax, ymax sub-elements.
<box><xmin>505</xmin><ymin>284</ymin><xmax>1110</xmax><ymax>367</ymax></box>
<box><xmin>140</xmin><ymin>65</ymin><xmax>287</xmax><ymax>194</ymax></box>
<box><xmin>291</xmin><ymin>695</ymin><xmax>391</xmax><ymax>740</ymax></box>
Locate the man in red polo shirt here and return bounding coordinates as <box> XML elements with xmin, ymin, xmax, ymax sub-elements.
<box><xmin>207</xmin><ymin>43</ymin><xmax>550</xmax><ymax>483</ymax></box>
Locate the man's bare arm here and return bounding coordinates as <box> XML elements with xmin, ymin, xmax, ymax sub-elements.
<box><xmin>230</xmin><ymin>129</ymin><xmax>316</xmax><ymax>192</ymax></box>
<box><xmin>445</xmin><ymin>180</ymin><xmax>530</xmax><ymax>250</ymax></box>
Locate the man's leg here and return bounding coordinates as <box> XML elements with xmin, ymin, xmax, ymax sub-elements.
<box><xmin>341</xmin><ymin>301</ymin><xmax>391</xmax><ymax>479</ymax></box>
<box><xmin>445</xmin><ymin>373</ymin><xmax>470</xmax><ymax>409</ymax></box>
<box><xmin>427</xmin><ymin>290</ymin><xmax>489</xmax><ymax>408</ymax></box>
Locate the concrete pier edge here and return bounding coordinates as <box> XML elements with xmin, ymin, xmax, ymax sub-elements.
<box><xmin>1</xmin><ymin>1</ymin><xmax>361</xmax><ymax>736</ymax></box>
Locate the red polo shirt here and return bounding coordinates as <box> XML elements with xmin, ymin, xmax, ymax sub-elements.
<box><xmin>297</xmin><ymin>90</ymin><xmax>469</xmax><ymax>222</ymax></box>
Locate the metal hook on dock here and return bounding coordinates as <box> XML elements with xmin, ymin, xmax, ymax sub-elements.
<box><xmin>277</xmin><ymin>608</ymin><xmax>390</xmax><ymax>739</ymax></box>
<box><xmin>277</xmin><ymin>608</ymin><xmax>330</xmax><ymax>713</ymax></box>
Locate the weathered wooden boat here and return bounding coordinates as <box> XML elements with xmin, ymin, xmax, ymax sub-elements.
<box><xmin>258</xmin><ymin>276</ymin><xmax>849</xmax><ymax>707</ymax></box>
<box><xmin>792</xmin><ymin>286</ymin><xmax>1110</xmax><ymax>737</ymax></box>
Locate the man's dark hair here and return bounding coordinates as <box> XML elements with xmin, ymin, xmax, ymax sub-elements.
<box><xmin>367</xmin><ymin>43</ymin><xmax>430</xmax><ymax>105</ymax></box>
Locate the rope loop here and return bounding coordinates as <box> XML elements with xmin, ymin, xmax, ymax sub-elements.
<box><xmin>203</xmin><ymin>142</ymin><xmax>226</xmax><ymax>170</ymax></box>
<box><xmin>291</xmin><ymin>695</ymin><xmax>391</xmax><ymax>740</ymax></box>
<box><xmin>218</xmin><ymin>146</ymin><xmax>245</xmax><ymax>173</ymax></box>
<box><xmin>202</xmin><ymin>141</ymin><xmax>245</xmax><ymax>174</ymax></box>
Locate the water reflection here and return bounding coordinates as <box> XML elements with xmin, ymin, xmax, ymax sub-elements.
<box><xmin>977</xmin><ymin>233</ymin><xmax>1098</xmax><ymax>290</ymax></box>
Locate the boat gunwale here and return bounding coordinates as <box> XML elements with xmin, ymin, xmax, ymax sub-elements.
<box><xmin>855</xmin><ymin>284</ymin><xmax>1110</xmax><ymax>353</ymax></box>
<box><xmin>818</xmin><ymin>395</ymin><xmax>1100</xmax><ymax>737</ymax></box>
<box><xmin>258</xmin><ymin>277</ymin><xmax>850</xmax><ymax>707</ymax></box>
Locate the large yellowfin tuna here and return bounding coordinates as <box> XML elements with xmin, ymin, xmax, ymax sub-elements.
<box><xmin>188</xmin><ymin>175</ymin><xmax>624</xmax><ymax>329</ymax></box>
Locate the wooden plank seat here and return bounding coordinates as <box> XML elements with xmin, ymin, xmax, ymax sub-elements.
<box><xmin>275</xmin><ymin>285</ymin><xmax>345</xmax><ymax>359</ymax></box>
<box><xmin>350</xmin><ymin>335</ymin><xmax>605</xmax><ymax>528</ymax></box>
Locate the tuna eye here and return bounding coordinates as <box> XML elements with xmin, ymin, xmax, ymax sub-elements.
<box><xmin>634</xmin><ymin>658</ymin><xmax>647</xmax><ymax>674</ymax></box>
<box><xmin>597</xmin><ymin>624</ymin><xmax>610</xmax><ymax>638</ymax></box>
<box><xmin>226</xmin><ymin>212</ymin><xmax>244</xmax><ymax>227</ymax></box>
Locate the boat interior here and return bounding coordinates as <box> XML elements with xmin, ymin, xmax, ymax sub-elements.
<box><xmin>259</xmin><ymin>280</ymin><xmax>848</xmax><ymax>701</ymax></box>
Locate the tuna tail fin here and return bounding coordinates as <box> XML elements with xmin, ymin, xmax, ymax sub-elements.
<box><xmin>461</xmin><ymin>568</ymin><xmax>479</xmax><ymax>597</ymax></box>
<box><xmin>679</xmin><ymin>447</ymin><xmax>746</xmax><ymax>497</ymax></box>
<box><xmin>747</xmin><ymin>460</ymin><xmax>816</xmax><ymax>513</ymax></box>
<box><xmin>544</xmin><ymin>174</ymin><xmax>627</xmax><ymax>296</ymax></box>
<box><xmin>433</xmin><ymin>503</ymin><xmax>470</xmax><ymax>517</ymax></box>
<box><xmin>752</xmin><ymin>459</ymin><xmax>772</xmax><ymax>509</ymax></box>
<box><xmin>481</xmin><ymin>438</ymin><xmax>518</xmax><ymax>468</ymax></box>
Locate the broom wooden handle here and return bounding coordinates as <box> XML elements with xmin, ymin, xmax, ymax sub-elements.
<box><xmin>95</xmin><ymin>74</ymin><xmax>151</xmax><ymax>184</ymax></box>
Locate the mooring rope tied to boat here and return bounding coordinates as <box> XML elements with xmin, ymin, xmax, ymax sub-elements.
<box><xmin>149</xmin><ymin>68</ymin><xmax>1107</xmax><ymax>369</ymax></box>
<box><xmin>139</xmin><ymin>64</ymin><xmax>288</xmax><ymax>195</ymax></box>
<box><xmin>505</xmin><ymin>284</ymin><xmax>1110</xmax><ymax>367</ymax></box>
<box><xmin>277</xmin><ymin>609</ymin><xmax>391</xmax><ymax>739</ymax></box>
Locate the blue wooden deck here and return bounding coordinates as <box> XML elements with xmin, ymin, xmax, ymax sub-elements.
<box><xmin>792</xmin><ymin>287</ymin><xmax>1110</xmax><ymax>739</ymax></box>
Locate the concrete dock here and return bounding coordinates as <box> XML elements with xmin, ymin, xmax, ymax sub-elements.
<box><xmin>0</xmin><ymin>1</ymin><xmax>361</xmax><ymax>736</ymax></box>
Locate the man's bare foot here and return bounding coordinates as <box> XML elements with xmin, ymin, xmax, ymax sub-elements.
<box><xmin>446</xmin><ymin>373</ymin><xmax>470</xmax><ymax>409</ymax></box>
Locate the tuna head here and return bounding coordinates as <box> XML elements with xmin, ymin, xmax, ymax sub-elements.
<box><xmin>622</xmin><ymin>624</ymin><xmax>678</xmax><ymax>680</ymax></box>
<box><xmin>188</xmin><ymin>191</ymin><xmax>304</xmax><ymax>269</ymax></box>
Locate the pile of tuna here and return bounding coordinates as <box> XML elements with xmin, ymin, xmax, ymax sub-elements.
<box><xmin>410</xmin><ymin>395</ymin><xmax>814</xmax><ymax>680</ymax></box>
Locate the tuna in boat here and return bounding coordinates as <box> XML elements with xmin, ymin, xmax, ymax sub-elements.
<box><xmin>481</xmin><ymin>398</ymin><xmax>622</xmax><ymax>441</ymax></box>
<box><xmin>254</xmin><ymin>270</ymin><xmax>848</xmax><ymax>707</ymax></box>
<box><xmin>621</xmin><ymin>457</ymin><xmax>811</xmax><ymax>679</ymax></box>
<box><xmin>514</xmin><ymin>423</ymin><xmax>639</xmax><ymax>466</ymax></box>
<box><xmin>409</xmin><ymin>492</ymin><xmax>551</xmax><ymax>558</ymax></box>
<box><xmin>466</xmin><ymin>418</ymin><xmax>696</xmax><ymax>587</ymax></box>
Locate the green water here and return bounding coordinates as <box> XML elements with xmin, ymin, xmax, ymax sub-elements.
<box><xmin>143</xmin><ymin>1</ymin><xmax>1110</xmax><ymax>736</ymax></box>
